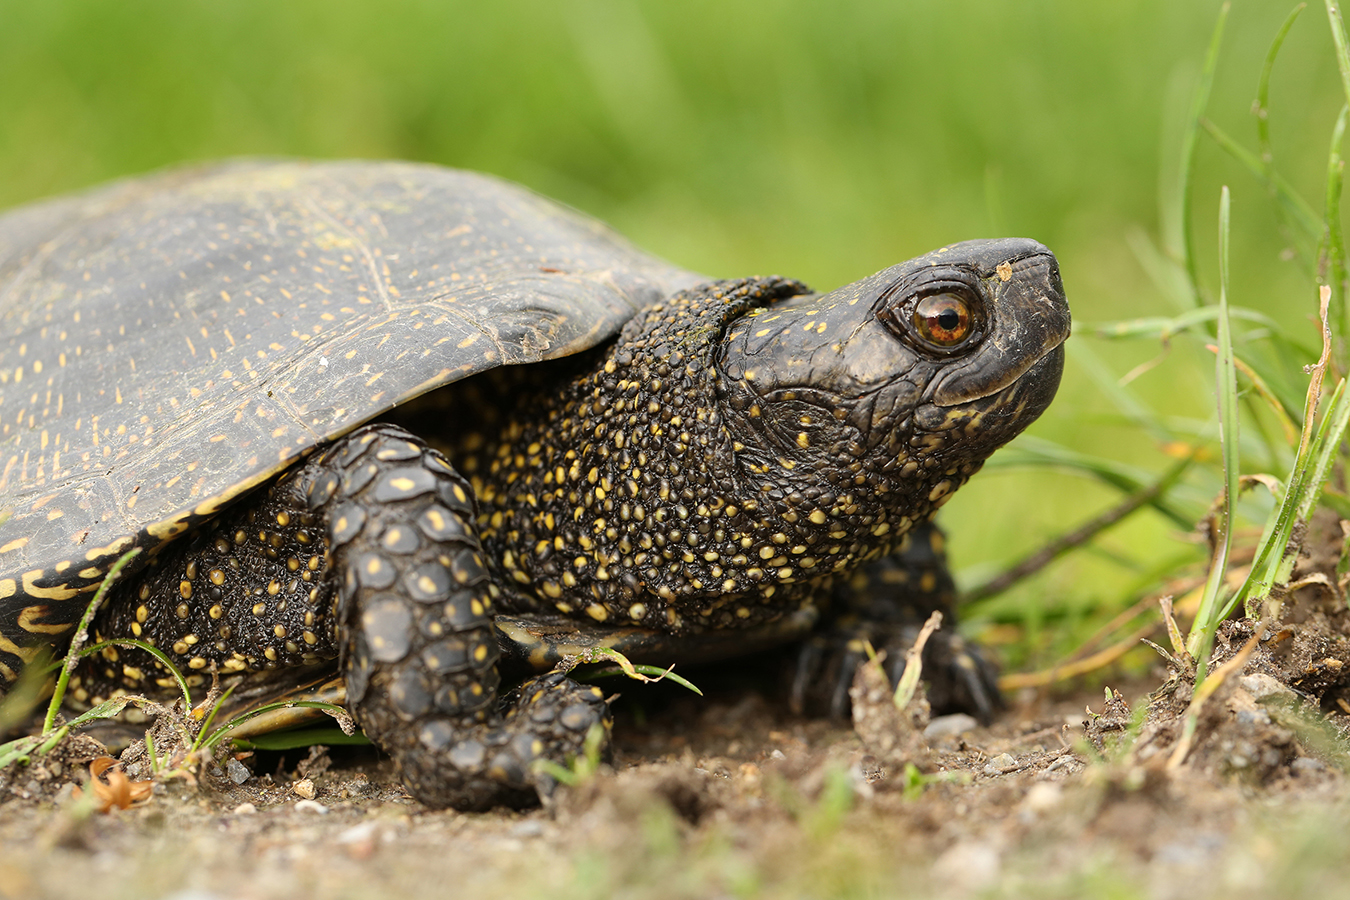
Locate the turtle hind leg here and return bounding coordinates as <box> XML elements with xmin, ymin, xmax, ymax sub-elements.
<box><xmin>305</xmin><ymin>423</ymin><xmax>610</xmax><ymax>810</ymax></box>
<box><xmin>790</xmin><ymin>521</ymin><xmax>1002</xmax><ymax>723</ymax></box>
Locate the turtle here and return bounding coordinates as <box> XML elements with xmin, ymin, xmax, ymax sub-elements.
<box><xmin>0</xmin><ymin>159</ymin><xmax>1069</xmax><ymax>809</ymax></box>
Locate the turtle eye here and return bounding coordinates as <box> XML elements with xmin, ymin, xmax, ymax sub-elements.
<box><xmin>911</xmin><ymin>292</ymin><xmax>974</xmax><ymax>348</ymax></box>
<box><xmin>875</xmin><ymin>274</ymin><xmax>985</xmax><ymax>354</ymax></box>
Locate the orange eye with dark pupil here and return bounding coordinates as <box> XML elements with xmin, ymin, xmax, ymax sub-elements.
<box><xmin>912</xmin><ymin>293</ymin><xmax>973</xmax><ymax>346</ymax></box>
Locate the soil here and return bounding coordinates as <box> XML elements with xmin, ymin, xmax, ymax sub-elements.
<box><xmin>5</xmin><ymin>519</ymin><xmax>1350</xmax><ymax>899</ymax></box>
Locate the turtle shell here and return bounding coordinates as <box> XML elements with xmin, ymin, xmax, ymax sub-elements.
<box><xmin>0</xmin><ymin>159</ymin><xmax>703</xmax><ymax>681</ymax></box>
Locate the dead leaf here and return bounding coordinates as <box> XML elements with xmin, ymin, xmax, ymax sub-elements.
<box><xmin>71</xmin><ymin>757</ymin><xmax>153</xmax><ymax>812</ymax></box>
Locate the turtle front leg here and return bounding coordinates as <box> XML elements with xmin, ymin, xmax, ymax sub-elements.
<box><xmin>300</xmin><ymin>423</ymin><xmax>611</xmax><ymax>810</ymax></box>
<box><xmin>790</xmin><ymin>521</ymin><xmax>1002</xmax><ymax>722</ymax></box>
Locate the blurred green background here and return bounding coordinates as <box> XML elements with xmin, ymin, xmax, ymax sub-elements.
<box><xmin>0</xmin><ymin>0</ymin><xmax>1343</xmax><ymax>669</ymax></box>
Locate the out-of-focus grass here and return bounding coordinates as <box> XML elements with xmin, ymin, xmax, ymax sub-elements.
<box><xmin>0</xmin><ymin>1</ymin><xmax>1345</xmax><ymax>671</ymax></box>
<box><xmin>0</xmin><ymin>2</ymin><xmax>1337</xmax><ymax>291</ymax></box>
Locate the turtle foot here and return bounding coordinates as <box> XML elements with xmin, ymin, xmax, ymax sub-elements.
<box><xmin>395</xmin><ymin>670</ymin><xmax>611</xmax><ymax>810</ymax></box>
<box><xmin>789</xmin><ymin>622</ymin><xmax>1002</xmax><ymax>724</ymax></box>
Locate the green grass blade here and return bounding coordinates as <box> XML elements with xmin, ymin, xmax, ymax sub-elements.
<box><xmin>232</xmin><ymin>727</ymin><xmax>372</xmax><ymax>751</ymax></box>
<box><xmin>988</xmin><ymin>436</ymin><xmax>1197</xmax><ymax>529</ymax></box>
<box><xmin>43</xmin><ymin>548</ymin><xmax>142</xmax><ymax>734</ymax></box>
<box><xmin>192</xmin><ymin>682</ymin><xmax>239</xmax><ymax>749</ymax></box>
<box><xmin>1188</xmin><ymin>187</ymin><xmax>1237</xmax><ymax>666</ymax></box>
<box><xmin>1326</xmin><ymin>0</ymin><xmax>1350</xmax><ymax>109</ymax></box>
<box><xmin>1202</xmin><ymin>117</ymin><xmax>1322</xmax><ymax>250</ymax></box>
<box><xmin>0</xmin><ymin>734</ymin><xmax>46</xmax><ymax>769</ymax></box>
<box><xmin>574</xmin><ymin>657</ymin><xmax>704</xmax><ymax>696</ymax></box>
<box><xmin>1227</xmin><ymin>376</ymin><xmax>1350</xmax><ymax>618</ymax></box>
<box><xmin>1091</xmin><ymin>306</ymin><xmax>1290</xmax><ymax>341</ymax></box>
<box><xmin>965</xmin><ymin>451</ymin><xmax>1198</xmax><ymax>603</ymax></box>
<box><xmin>1178</xmin><ymin>3</ymin><xmax>1230</xmax><ymax>306</ymax></box>
<box><xmin>1292</xmin><ymin>382</ymin><xmax>1350</xmax><ymax>526</ymax></box>
<box><xmin>200</xmin><ymin>699</ymin><xmax>352</xmax><ymax>751</ymax></box>
<box><xmin>1323</xmin><ymin>104</ymin><xmax>1349</xmax><ymax>369</ymax></box>
<box><xmin>57</xmin><ymin>695</ymin><xmax>137</xmax><ymax>730</ymax></box>
<box><xmin>1244</xmin><ymin>285</ymin><xmax>1336</xmax><ymax>603</ymax></box>
<box><xmin>72</xmin><ymin>638</ymin><xmax>193</xmax><ymax>711</ymax></box>
<box><xmin>1257</xmin><ymin>6</ymin><xmax>1307</xmax><ymax>159</ymax></box>
<box><xmin>1253</xmin><ymin>5</ymin><xmax>1316</xmax><ymax>265</ymax></box>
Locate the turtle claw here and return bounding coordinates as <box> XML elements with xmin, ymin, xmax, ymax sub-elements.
<box><xmin>789</xmin><ymin>633</ymin><xmax>865</xmax><ymax>719</ymax></box>
<box><xmin>788</xmin><ymin>624</ymin><xmax>1002</xmax><ymax>723</ymax></box>
<box><xmin>920</xmin><ymin>631</ymin><xmax>1003</xmax><ymax>724</ymax></box>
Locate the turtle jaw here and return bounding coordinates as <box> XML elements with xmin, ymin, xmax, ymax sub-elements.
<box><xmin>1004</xmin><ymin>341</ymin><xmax>1066</xmax><ymax>423</ymax></box>
<box><xmin>910</xmin><ymin>339</ymin><xmax>1065</xmax><ymax>461</ymax></box>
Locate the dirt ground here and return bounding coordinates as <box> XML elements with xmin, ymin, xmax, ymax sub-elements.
<box><xmin>7</xmin><ymin>523</ymin><xmax>1350</xmax><ymax>899</ymax></box>
<box><xmin>0</xmin><ymin>656</ymin><xmax>1347</xmax><ymax>900</ymax></box>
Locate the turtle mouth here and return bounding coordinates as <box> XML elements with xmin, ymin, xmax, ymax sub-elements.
<box><xmin>910</xmin><ymin>339</ymin><xmax>1065</xmax><ymax>448</ymax></box>
<box><xmin>994</xmin><ymin>339</ymin><xmax>1066</xmax><ymax>419</ymax></box>
<box><xmin>927</xmin><ymin>328</ymin><xmax>1068</xmax><ymax>408</ymax></box>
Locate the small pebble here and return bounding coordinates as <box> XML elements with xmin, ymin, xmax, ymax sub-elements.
<box><xmin>924</xmin><ymin>713</ymin><xmax>979</xmax><ymax>740</ymax></box>
<box><xmin>1291</xmin><ymin>757</ymin><xmax>1328</xmax><ymax>775</ymax></box>
<box><xmin>226</xmin><ymin>758</ymin><xmax>251</xmax><ymax>785</ymax></box>
<box><xmin>932</xmin><ymin>840</ymin><xmax>1001</xmax><ymax>893</ymax></box>
<box><xmin>232</xmin><ymin>803</ymin><xmax>258</xmax><ymax>815</ymax></box>
<box><xmin>337</xmin><ymin>821</ymin><xmax>380</xmax><ymax>845</ymax></box>
<box><xmin>292</xmin><ymin>778</ymin><xmax>316</xmax><ymax>800</ymax></box>
<box><xmin>1241</xmin><ymin>674</ymin><xmax>1297</xmax><ymax>703</ymax></box>
<box><xmin>295</xmin><ymin>799</ymin><xmax>329</xmax><ymax>814</ymax></box>
<box><xmin>342</xmin><ymin>777</ymin><xmax>372</xmax><ymax>798</ymax></box>
<box><xmin>1020</xmin><ymin>782</ymin><xmax>1063</xmax><ymax>814</ymax></box>
<box><xmin>982</xmin><ymin>753</ymin><xmax>1016</xmax><ymax>775</ymax></box>
<box><xmin>1044</xmin><ymin>755</ymin><xmax>1079</xmax><ymax>774</ymax></box>
<box><xmin>510</xmin><ymin>820</ymin><xmax>545</xmax><ymax>839</ymax></box>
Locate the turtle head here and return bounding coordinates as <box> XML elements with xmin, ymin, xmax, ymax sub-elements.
<box><xmin>715</xmin><ymin>238</ymin><xmax>1069</xmax><ymax>512</ymax></box>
